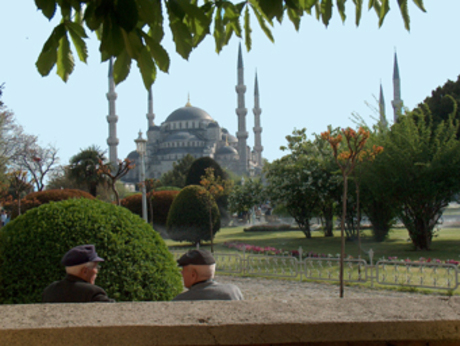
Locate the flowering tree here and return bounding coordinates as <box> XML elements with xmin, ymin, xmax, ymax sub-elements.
<box><xmin>97</xmin><ymin>158</ymin><xmax>134</xmax><ymax>205</ymax></box>
<box><xmin>321</xmin><ymin>127</ymin><xmax>380</xmax><ymax>298</ymax></box>
<box><xmin>200</xmin><ymin>167</ymin><xmax>232</xmax><ymax>252</ymax></box>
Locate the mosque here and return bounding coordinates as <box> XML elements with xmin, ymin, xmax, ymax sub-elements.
<box><xmin>105</xmin><ymin>44</ymin><xmax>264</xmax><ymax>184</ymax></box>
<box><xmin>105</xmin><ymin>46</ymin><xmax>403</xmax><ymax>185</ymax></box>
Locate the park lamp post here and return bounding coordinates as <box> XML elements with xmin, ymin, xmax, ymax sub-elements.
<box><xmin>135</xmin><ymin>131</ymin><xmax>148</xmax><ymax>222</ymax></box>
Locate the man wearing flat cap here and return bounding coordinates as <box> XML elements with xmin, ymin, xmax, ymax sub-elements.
<box><xmin>173</xmin><ymin>249</ymin><xmax>243</xmax><ymax>301</ymax></box>
<box><xmin>42</xmin><ymin>244</ymin><xmax>115</xmax><ymax>303</ymax></box>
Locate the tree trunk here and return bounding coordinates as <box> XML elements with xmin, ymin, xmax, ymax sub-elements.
<box><xmin>322</xmin><ymin>204</ymin><xmax>334</xmax><ymax>237</ymax></box>
<box><xmin>209</xmin><ymin>203</ymin><xmax>214</xmax><ymax>253</ymax></box>
<box><xmin>112</xmin><ymin>182</ymin><xmax>120</xmax><ymax>205</ymax></box>
<box><xmin>355</xmin><ymin>180</ymin><xmax>361</xmax><ymax>257</ymax></box>
<box><xmin>340</xmin><ymin>175</ymin><xmax>348</xmax><ymax>298</ymax></box>
<box><xmin>89</xmin><ymin>183</ymin><xmax>97</xmax><ymax>197</ymax></box>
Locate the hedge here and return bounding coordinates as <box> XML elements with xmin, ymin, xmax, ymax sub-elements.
<box><xmin>120</xmin><ymin>190</ymin><xmax>179</xmax><ymax>226</ymax></box>
<box><xmin>4</xmin><ymin>189</ymin><xmax>94</xmax><ymax>219</ymax></box>
<box><xmin>0</xmin><ymin>198</ymin><xmax>182</xmax><ymax>304</ymax></box>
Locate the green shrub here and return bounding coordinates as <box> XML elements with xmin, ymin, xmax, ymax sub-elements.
<box><xmin>167</xmin><ymin>185</ymin><xmax>220</xmax><ymax>244</ymax></box>
<box><xmin>0</xmin><ymin>198</ymin><xmax>182</xmax><ymax>304</ymax></box>
<box><xmin>120</xmin><ymin>191</ymin><xmax>179</xmax><ymax>226</ymax></box>
<box><xmin>5</xmin><ymin>189</ymin><xmax>94</xmax><ymax>220</ymax></box>
<box><xmin>156</xmin><ymin>186</ymin><xmax>181</xmax><ymax>191</ymax></box>
<box><xmin>120</xmin><ymin>193</ymin><xmax>143</xmax><ymax>217</ymax></box>
<box><xmin>152</xmin><ymin>191</ymin><xmax>180</xmax><ymax>226</ymax></box>
<box><xmin>185</xmin><ymin>156</ymin><xmax>227</xmax><ymax>186</ymax></box>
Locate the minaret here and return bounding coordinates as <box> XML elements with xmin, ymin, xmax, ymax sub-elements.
<box><xmin>391</xmin><ymin>51</ymin><xmax>403</xmax><ymax>123</ymax></box>
<box><xmin>106</xmin><ymin>58</ymin><xmax>119</xmax><ymax>165</ymax></box>
<box><xmin>253</xmin><ymin>72</ymin><xmax>263</xmax><ymax>166</ymax></box>
<box><xmin>146</xmin><ymin>87</ymin><xmax>155</xmax><ymax>128</ymax></box>
<box><xmin>379</xmin><ymin>83</ymin><xmax>387</xmax><ymax>128</ymax></box>
<box><xmin>235</xmin><ymin>43</ymin><xmax>248</xmax><ymax>174</ymax></box>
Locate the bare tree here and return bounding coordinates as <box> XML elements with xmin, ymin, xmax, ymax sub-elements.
<box><xmin>13</xmin><ymin>143</ymin><xmax>59</xmax><ymax>191</ymax></box>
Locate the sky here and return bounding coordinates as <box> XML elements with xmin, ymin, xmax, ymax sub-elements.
<box><xmin>1</xmin><ymin>2</ymin><xmax>460</xmax><ymax>169</ymax></box>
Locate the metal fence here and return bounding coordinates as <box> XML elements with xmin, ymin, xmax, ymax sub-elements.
<box><xmin>170</xmin><ymin>248</ymin><xmax>460</xmax><ymax>291</ymax></box>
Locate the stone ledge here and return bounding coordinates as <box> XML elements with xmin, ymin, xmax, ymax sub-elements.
<box><xmin>1</xmin><ymin>297</ymin><xmax>460</xmax><ymax>346</ymax></box>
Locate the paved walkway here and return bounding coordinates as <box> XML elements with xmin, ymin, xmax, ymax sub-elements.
<box><xmin>215</xmin><ymin>275</ymin><xmax>443</xmax><ymax>301</ymax></box>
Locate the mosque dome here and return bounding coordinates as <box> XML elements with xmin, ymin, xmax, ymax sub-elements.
<box><xmin>127</xmin><ymin>151</ymin><xmax>139</xmax><ymax>160</ymax></box>
<box><xmin>165</xmin><ymin>104</ymin><xmax>213</xmax><ymax>122</ymax></box>
<box><xmin>216</xmin><ymin>146</ymin><xmax>238</xmax><ymax>155</ymax></box>
<box><xmin>221</xmin><ymin>129</ymin><xmax>238</xmax><ymax>143</ymax></box>
<box><xmin>164</xmin><ymin>132</ymin><xmax>198</xmax><ymax>142</ymax></box>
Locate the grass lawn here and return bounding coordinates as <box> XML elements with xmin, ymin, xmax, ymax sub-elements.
<box><xmin>166</xmin><ymin>226</ymin><xmax>460</xmax><ymax>262</ymax></box>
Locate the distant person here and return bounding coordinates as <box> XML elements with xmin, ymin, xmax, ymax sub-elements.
<box><xmin>1</xmin><ymin>210</ymin><xmax>7</xmax><ymax>226</ymax></box>
<box><xmin>42</xmin><ymin>244</ymin><xmax>115</xmax><ymax>303</ymax></box>
<box><xmin>173</xmin><ymin>250</ymin><xmax>243</xmax><ymax>301</ymax></box>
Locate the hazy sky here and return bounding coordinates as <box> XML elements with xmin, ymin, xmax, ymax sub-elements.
<box><xmin>1</xmin><ymin>2</ymin><xmax>460</xmax><ymax>168</ymax></box>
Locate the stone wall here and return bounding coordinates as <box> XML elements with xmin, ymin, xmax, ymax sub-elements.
<box><xmin>1</xmin><ymin>297</ymin><xmax>460</xmax><ymax>346</ymax></box>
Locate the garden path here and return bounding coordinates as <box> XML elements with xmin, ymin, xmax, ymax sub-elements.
<box><xmin>215</xmin><ymin>275</ymin><xmax>444</xmax><ymax>300</ymax></box>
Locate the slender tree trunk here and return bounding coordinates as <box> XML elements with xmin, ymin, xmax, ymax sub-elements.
<box><xmin>148</xmin><ymin>193</ymin><xmax>154</xmax><ymax>224</ymax></box>
<box><xmin>355</xmin><ymin>180</ymin><xmax>361</xmax><ymax>257</ymax></box>
<box><xmin>112</xmin><ymin>182</ymin><xmax>120</xmax><ymax>205</ymax></box>
<box><xmin>209</xmin><ymin>203</ymin><xmax>214</xmax><ymax>253</ymax></box>
<box><xmin>340</xmin><ymin>175</ymin><xmax>348</xmax><ymax>298</ymax></box>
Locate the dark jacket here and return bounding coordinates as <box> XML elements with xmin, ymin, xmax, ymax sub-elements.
<box><xmin>42</xmin><ymin>274</ymin><xmax>115</xmax><ymax>303</ymax></box>
<box><xmin>172</xmin><ymin>280</ymin><xmax>243</xmax><ymax>301</ymax></box>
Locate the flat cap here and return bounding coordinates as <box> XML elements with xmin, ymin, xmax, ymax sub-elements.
<box><xmin>177</xmin><ymin>250</ymin><xmax>215</xmax><ymax>266</ymax></box>
<box><xmin>61</xmin><ymin>244</ymin><xmax>104</xmax><ymax>267</ymax></box>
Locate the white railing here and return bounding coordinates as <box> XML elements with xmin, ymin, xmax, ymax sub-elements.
<box><xmin>170</xmin><ymin>248</ymin><xmax>460</xmax><ymax>291</ymax></box>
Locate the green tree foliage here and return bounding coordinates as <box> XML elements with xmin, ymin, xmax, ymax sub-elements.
<box><xmin>228</xmin><ymin>178</ymin><xmax>264</xmax><ymax>215</ymax></box>
<box><xmin>267</xmin><ymin>129</ymin><xmax>341</xmax><ymax>237</ymax></box>
<box><xmin>417</xmin><ymin>75</ymin><xmax>460</xmax><ymax>137</ymax></box>
<box><xmin>160</xmin><ymin>154</ymin><xmax>195</xmax><ymax>188</ymax></box>
<box><xmin>186</xmin><ymin>156</ymin><xmax>227</xmax><ymax>185</ymax></box>
<box><xmin>371</xmin><ymin>106</ymin><xmax>460</xmax><ymax>250</ymax></box>
<box><xmin>4</xmin><ymin>188</ymin><xmax>94</xmax><ymax>220</ymax></box>
<box><xmin>357</xmin><ymin>130</ymin><xmax>398</xmax><ymax>242</ymax></box>
<box><xmin>0</xmin><ymin>198</ymin><xmax>182</xmax><ymax>303</ymax></box>
<box><xmin>167</xmin><ymin>185</ymin><xmax>220</xmax><ymax>245</ymax></box>
<box><xmin>186</xmin><ymin>156</ymin><xmax>230</xmax><ymax>224</ymax></box>
<box><xmin>69</xmin><ymin>146</ymin><xmax>107</xmax><ymax>197</ymax></box>
<box><xmin>35</xmin><ymin>1</ymin><xmax>424</xmax><ymax>88</ymax></box>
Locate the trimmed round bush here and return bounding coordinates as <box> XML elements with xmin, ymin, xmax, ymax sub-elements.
<box><xmin>0</xmin><ymin>198</ymin><xmax>182</xmax><ymax>304</ymax></box>
<box><xmin>167</xmin><ymin>185</ymin><xmax>220</xmax><ymax>244</ymax></box>
<box><xmin>5</xmin><ymin>189</ymin><xmax>94</xmax><ymax>220</ymax></box>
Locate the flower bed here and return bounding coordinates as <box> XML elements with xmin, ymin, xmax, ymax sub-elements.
<box><xmin>243</xmin><ymin>224</ymin><xmax>294</xmax><ymax>232</ymax></box>
<box><xmin>385</xmin><ymin>256</ymin><xmax>459</xmax><ymax>266</ymax></box>
<box><xmin>222</xmin><ymin>241</ymin><xmax>340</xmax><ymax>259</ymax></box>
<box><xmin>221</xmin><ymin>242</ymin><xmax>460</xmax><ymax>266</ymax></box>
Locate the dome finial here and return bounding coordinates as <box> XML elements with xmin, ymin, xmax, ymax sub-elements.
<box><xmin>185</xmin><ymin>93</ymin><xmax>192</xmax><ymax>107</ymax></box>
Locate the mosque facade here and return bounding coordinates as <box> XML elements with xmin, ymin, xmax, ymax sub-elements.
<box><xmin>105</xmin><ymin>44</ymin><xmax>264</xmax><ymax>184</ymax></box>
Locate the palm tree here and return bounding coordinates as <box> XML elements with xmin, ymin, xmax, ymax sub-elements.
<box><xmin>69</xmin><ymin>146</ymin><xmax>107</xmax><ymax>197</ymax></box>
